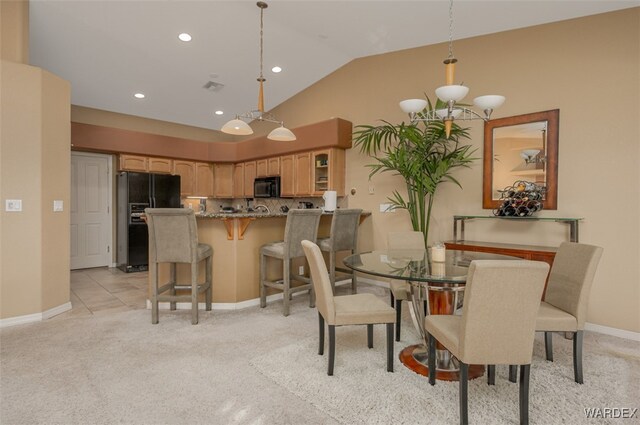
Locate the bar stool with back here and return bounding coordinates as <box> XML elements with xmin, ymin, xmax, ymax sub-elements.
<box><xmin>144</xmin><ymin>208</ymin><xmax>213</xmax><ymax>325</ymax></box>
<box><xmin>316</xmin><ymin>209</ymin><xmax>363</xmax><ymax>293</ymax></box>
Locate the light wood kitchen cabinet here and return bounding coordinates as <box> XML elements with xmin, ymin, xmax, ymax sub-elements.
<box><xmin>256</xmin><ymin>159</ymin><xmax>268</xmax><ymax>177</ymax></box>
<box><xmin>214</xmin><ymin>163</ymin><xmax>234</xmax><ymax>199</ymax></box>
<box><xmin>267</xmin><ymin>157</ymin><xmax>280</xmax><ymax>176</ymax></box>
<box><xmin>119</xmin><ymin>154</ymin><xmax>148</xmax><ymax>172</ymax></box>
<box><xmin>195</xmin><ymin>162</ymin><xmax>214</xmax><ymax>197</ymax></box>
<box><xmin>243</xmin><ymin>161</ymin><xmax>256</xmax><ymax>198</ymax></box>
<box><xmin>173</xmin><ymin>160</ymin><xmax>195</xmax><ymax>196</ymax></box>
<box><xmin>294</xmin><ymin>152</ymin><xmax>312</xmax><ymax>197</ymax></box>
<box><xmin>148</xmin><ymin>157</ymin><xmax>173</xmax><ymax>174</ymax></box>
<box><xmin>280</xmin><ymin>155</ymin><xmax>295</xmax><ymax>197</ymax></box>
<box><xmin>311</xmin><ymin>148</ymin><xmax>345</xmax><ymax>196</ymax></box>
<box><xmin>233</xmin><ymin>163</ymin><xmax>244</xmax><ymax>198</ymax></box>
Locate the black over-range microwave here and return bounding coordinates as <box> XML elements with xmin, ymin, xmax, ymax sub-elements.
<box><xmin>254</xmin><ymin>176</ymin><xmax>280</xmax><ymax>198</ymax></box>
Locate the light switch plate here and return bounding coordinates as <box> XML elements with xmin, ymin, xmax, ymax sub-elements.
<box><xmin>53</xmin><ymin>200</ymin><xmax>63</xmax><ymax>212</ymax></box>
<box><xmin>5</xmin><ymin>199</ymin><xmax>22</xmax><ymax>212</ymax></box>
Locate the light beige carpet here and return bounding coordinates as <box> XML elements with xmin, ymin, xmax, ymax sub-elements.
<box><xmin>1</xmin><ymin>288</ymin><xmax>638</xmax><ymax>425</ymax></box>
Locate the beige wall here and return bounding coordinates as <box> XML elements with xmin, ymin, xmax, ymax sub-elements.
<box><xmin>263</xmin><ymin>9</ymin><xmax>640</xmax><ymax>333</ymax></box>
<box><xmin>0</xmin><ymin>0</ymin><xmax>29</xmax><ymax>63</ymax></box>
<box><xmin>0</xmin><ymin>60</ymin><xmax>71</xmax><ymax>319</ymax></box>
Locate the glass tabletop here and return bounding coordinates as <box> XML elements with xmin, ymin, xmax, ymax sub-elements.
<box><xmin>343</xmin><ymin>249</ymin><xmax>518</xmax><ymax>284</ymax></box>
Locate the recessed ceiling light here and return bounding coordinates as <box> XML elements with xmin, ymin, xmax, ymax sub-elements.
<box><xmin>271</xmin><ymin>66</ymin><xmax>282</xmax><ymax>73</ymax></box>
<box><xmin>178</xmin><ymin>33</ymin><xmax>192</xmax><ymax>42</ymax></box>
<box><xmin>134</xmin><ymin>93</ymin><xmax>145</xmax><ymax>99</ymax></box>
<box><xmin>214</xmin><ymin>110</ymin><xmax>224</xmax><ymax>115</ymax></box>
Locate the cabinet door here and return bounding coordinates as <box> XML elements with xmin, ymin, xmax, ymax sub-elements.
<box><xmin>280</xmin><ymin>155</ymin><xmax>295</xmax><ymax>197</ymax></box>
<box><xmin>294</xmin><ymin>152</ymin><xmax>312</xmax><ymax>197</ymax></box>
<box><xmin>173</xmin><ymin>160</ymin><xmax>195</xmax><ymax>196</ymax></box>
<box><xmin>195</xmin><ymin>162</ymin><xmax>214</xmax><ymax>197</ymax></box>
<box><xmin>119</xmin><ymin>154</ymin><xmax>148</xmax><ymax>172</ymax></box>
<box><xmin>214</xmin><ymin>163</ymin><xmax>234</xmax><ymax>199</ymax></box>
<box><xmin>256</xmin><ymin>159</ymin><xmax>268</xmax><ymax>177</ymax></box>
<box><xmin>311</xmin><ymin>148</ymin><xmax>346</xmax><ymax>196</ymax></box>
<box><xmin>244</xmin><ymin>161</ymin><xmax>257</xmax><ymax>198</ymax></box>
<box><xmin>148</xmin><ymin>157</ymin><xmax>173</xmax><ymax>174</ymax></box>
<box><xmin>233</xmin><ymin>163</ymin><xmax>244</xmax><ymax>198</ymax></box>
<box><xmin>267</xmin><ymin>157</ymin><xmax>280</xmax><ymax>176</ymax></box>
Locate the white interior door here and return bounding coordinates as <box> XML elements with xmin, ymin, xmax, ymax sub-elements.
<box><xmin>70</xmin><ymin>152</ymin><xmax>112</xmax><ymax>269</ymax></box>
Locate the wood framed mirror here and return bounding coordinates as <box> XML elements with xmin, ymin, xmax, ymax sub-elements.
<box><xmin>483</xmin><ymin>109</ymin><xmax>559</xmax><ymax>210</ymax></box>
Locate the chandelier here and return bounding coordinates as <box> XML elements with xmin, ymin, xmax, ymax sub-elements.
<box><xmin>221</xmin><ymin>2</ymin><xmax>296</xmax><ymax>141</ymax></box>
<box><xmin>399</xmin><ymin>0</ymin><xmax>505</xmax><ymax>137</ymax></box>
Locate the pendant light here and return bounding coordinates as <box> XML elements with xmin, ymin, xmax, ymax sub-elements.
<box><xmin>400</xmin><ymin>0</ymin><xmax>505</xmax><ymax>137</ymax></box>
<box><xmin>221</xmin><ymin>2</ymin><xmax>296</xmax><ymax>141</ymax></box>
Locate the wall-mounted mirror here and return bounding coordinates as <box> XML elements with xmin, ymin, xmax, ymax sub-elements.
<box><xmin>483</xmin><ymin>109</ymin><xmax>559</xmax><ymax>210</ymax></box>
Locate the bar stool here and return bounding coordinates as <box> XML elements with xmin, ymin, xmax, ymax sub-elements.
<box><xmin>144</xmin><ymin>208</ymin><xmax>213</xmax><ymax>325</ymax></box>
<box><xmin>317</xmin><ymin>209</ymin><xmax>362</xmax><ymax>293</ymax></box>
<box><xmin>259</xmin><ymin>209</ymin><xmax>322</xmax><ymax>316</ymax></box>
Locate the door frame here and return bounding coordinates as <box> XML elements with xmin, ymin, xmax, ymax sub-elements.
<box><xmin>70</xmin><ymin>151</ymin><xmax>114</xmax><ymax>268</ymax></box>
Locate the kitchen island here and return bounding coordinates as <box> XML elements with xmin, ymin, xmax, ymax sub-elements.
<box><xmin>154</xmin><ymin>210</ymin><xmax>371</xmax><ymax>307</ymax></box>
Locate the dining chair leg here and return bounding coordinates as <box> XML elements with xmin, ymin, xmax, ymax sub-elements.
<box><xmin>573</xmin><ymin>330</ymin><xmax>584</xmax><ymax>384</ymax></box>
<box><xmin>318</xmin><ymin>313</ymin><xmax>325</xmax><ymax>355</ymax></box>
<box><xmin>459</xmin><ymin>362</ymin><xmax>469</xmax><ymax>425</ymax></box>
<box><xmin>544</xmin><ymin>331</ymin><xmax>554</xmax><ymax>361</ymax></box>
<box><xmin>389</xmin><ymin>291</ymin><xmax>395</xmax><ymax>307</ymax></box>
<box><xmin>395</xmin><ymin>299</ymin><xmax>402</xmax><ymax>342</ymax></box>
<box><xmin>428</xmin><ymin>333</ymin><xmax>436</xmax><ymax>385</ymax></box>
<box><xmin>309</xmin><ymin>284</ymin><xmax>316</xmax><ymax>309</ymax></box>
<box><xmin>367</xmin><ymin>324</ymin><xmax>373</xmax><ymax>348</ymax></box>
<box><xmin>509</xmin><ymin>365</ymin><xmax>517</xmax><ymax>383</ymax></box>
<box><xmin>283</xmin><ymin>258</ymin><xmax>291</xmax><ymax>317</ymax></box>
<box><xmin>386</xmin><ymin>322</ymin><xmax>394</xmax><ymax>372</ymax></box>
<box><xmin>259</xmin><ymin>254</ymin><xmax>267</xmax><ymax>308</ymax></box>
<box><xmin>329</xmin><ymin>250</ymin><xmax>336</xmax><ymax>293</ymax></box>
<box><xmin>351</xmin><ymin>251</ymin><xmax>358</xmax><ymax>294</ymax></box>
<box><xmin>519</xmin><ymin>364</ymin><xmax>531</xmax><ymax>425</ymax></box>
<box><xmin>487</xmin><ymin>365</ymin><xmax>496</xmax><ymax>385</ymax></box>
<box><xmin>328</xmin><ymin>325</ymin><xmax>336</xmax><ymax>376</ymax></box>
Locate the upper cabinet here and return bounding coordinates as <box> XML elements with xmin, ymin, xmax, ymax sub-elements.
<box><xmin>119</xmin><ymin>154</ymin><xmax>148</xmax><ymax>172</ymax></box>
<box><xmin>256</xmin><ymin>159</ymin><xmax>268</xmax><ymax>178</ymax></box>
<box><xmin>280</xmin><ymin>155</ymin><xmax>295</xmax><ymax>197</ymax></box>
<box><xmin>312</xmin><ymin>148</ymin><xmax>345</xmax><ymax>196</ymax></box>
<box><xmin>148</xmin><ymin>157</ymin><xmax>173</xmax><ymax>174</ymax></box>
<box><xmin>294</xmin><ymin>152</ymin><xmax>312</xmax><ymax>197</ymax></box>
<box><xmin>267</xmin><ymin>157</ymin><xmax>280</xmax><ymax>176</ymax></box>
<box><xmin>233</xmin><ymin>163</ymin><xmax>244</xmax><ymax>199</ymax></box>
<box><xmin>195</xmin><ymin>162</ymin><xmax>214</xmax><ymax>198</ymax></box>
<box><xmin>173</xmin><ymin>161</ymin><xmax>196</xmax><ymax>196</ymax></box>
<box><xmin>243</xmin><ymin>161</ymin><xmax>256</xmax><ymax>198</ymax></box>
<box><xmin>214</xmin><ymin>163</ymin><xmax>234</xmax><ymax>199</ymax></box>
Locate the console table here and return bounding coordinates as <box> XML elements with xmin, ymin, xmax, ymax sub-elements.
<box><xmin>444</xmin><ymin>215</ymin><xmax>583</xmax><ymax>299</ymax></box>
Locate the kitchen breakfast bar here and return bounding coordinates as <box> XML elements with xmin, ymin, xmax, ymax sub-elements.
<box><xmin>153</xmin><ymin>211</ymin><xmax>371</xmax><ymax>306</ymax></box>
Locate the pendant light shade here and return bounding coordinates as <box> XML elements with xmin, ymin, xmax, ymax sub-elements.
<box><xmin>267</xmin><ymin>125</ymin><xmax>296</xmax><ymax>141</ymax></box>
<box><xmin>221</xmin><ymin>118</ymin><xmax>254</xmax><ymax>136</ymax></box>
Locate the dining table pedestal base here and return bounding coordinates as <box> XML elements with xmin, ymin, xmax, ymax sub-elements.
<box><xmin>399</xmin><ymin>344</ymin><xmax>484</xmax><ymax>381</ymax></box>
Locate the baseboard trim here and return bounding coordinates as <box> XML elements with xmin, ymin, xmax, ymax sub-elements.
<box><xmin>0</xmin><ymin>302</ymin><xmax>72</xmax><ymax>328</ymax></box>
<box><xmin>585</xmin><ymin>322</ymin><xmax>640</xmax><ymax>341</ymax></box>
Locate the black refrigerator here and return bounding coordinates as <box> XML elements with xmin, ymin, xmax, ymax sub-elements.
<box><xmin>117</xmin><ymin>172</ymin><xmax>181</xmax><ymax>272</ymax></box>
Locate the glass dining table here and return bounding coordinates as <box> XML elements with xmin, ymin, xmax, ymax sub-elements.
<box><xmin>343</xmin><ymin>248</ymin><xmax>518</xmax><ymax>381</ymax></box>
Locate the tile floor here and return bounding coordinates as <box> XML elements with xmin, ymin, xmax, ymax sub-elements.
<box><xmin>52</xmin><ymin>267</ymin><xmax>149</xmax><ymax>320</ymax></box>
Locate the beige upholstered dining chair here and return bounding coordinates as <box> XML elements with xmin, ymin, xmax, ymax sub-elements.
<box><xmin>533</xmin><ymin>242</ymin><xmax>603</xmax><ymax>384</ymax></box>
<box><xmin>387</xmin><ymin>231</ymin><xmax>425</xmax><ymax>341</ymax></box>
<box><xmin>302</xmin><ymin>240</ymin><xmax>396</xmax><ymax>376</ymax></box>
<box><xmin>144</xmin><ymin>208</ymin><xmax>213</xmax><ymax>325</ymax></box>
<box><xmin>259</xmin><ymin>209</ymin><xmax>322</xmax><ymax>316</ymax></box>
<box><xmin>425</xmin><ymin>260</ymin><xmax>549</xmax><ymax>425</ymax></box>
<box><xmin>317</xmin><ymin>209</ymin><xmax>362</xmax><ymax>293</ymax></box>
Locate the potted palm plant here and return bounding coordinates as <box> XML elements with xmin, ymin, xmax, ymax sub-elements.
<box><xmin>353</xmin><ymin>98</ymin><xmax>476</xmax><ymax>246</ymax></box>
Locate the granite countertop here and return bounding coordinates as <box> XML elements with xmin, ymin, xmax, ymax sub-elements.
<box><xmin>196</xmin><ymin>210</ymin><xmax>371</xmax><ymax>219</ymax></box>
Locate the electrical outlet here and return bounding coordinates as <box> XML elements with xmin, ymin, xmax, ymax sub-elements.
<box><xmin>379</xmin><ymin>203</ymin><xmax>395</xmax><ymax>213</ymax></box>
<box><xmin>298</xmin><ymin>266</ymin><xmax>305</xmax><ymax>275</ymax></box>
<box><xmin>53</xmin><ymin>200</ymin><xmax>63</xmax><ymax>212</ymax></box>
<box><xmin>368</xmin><ymin>185</ymin><xmax>375</xmax><ymax>195</ymax></box>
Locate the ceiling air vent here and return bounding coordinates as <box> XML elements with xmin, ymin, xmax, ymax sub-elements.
<box><xmin>203</xmin><ymin>81</ymin><xmax>224</xmax><ymax>92</ymax></box>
